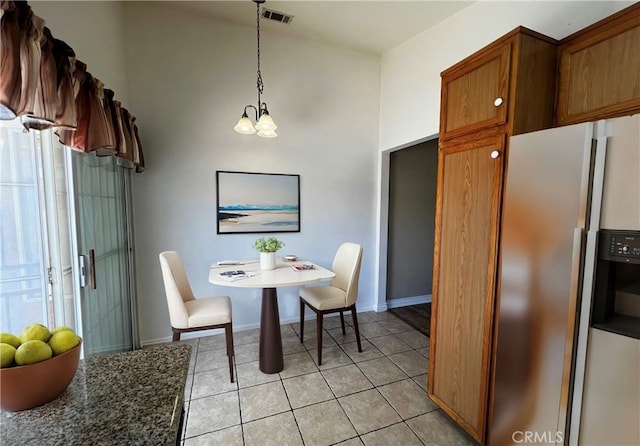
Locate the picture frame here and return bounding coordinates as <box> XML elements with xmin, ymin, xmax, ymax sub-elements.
<box><xmin>216</xmin><ymin>171</ymin><xmax>301</xmax><ymax>234</ymax></box>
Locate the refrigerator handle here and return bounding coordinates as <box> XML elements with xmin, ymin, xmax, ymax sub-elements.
<box><xmin>568</xmin><ymin>228</ymin><xmax>585</xmax><ymax>310</ymax></box>
<box><xmin>558</xmin><ymin>227</ymin><xmax>585</xmax><ymax>440</ymax></box>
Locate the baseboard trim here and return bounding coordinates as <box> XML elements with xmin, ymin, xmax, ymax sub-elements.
<box><xmin>386</xmin><ymin>294</ymin><xmax>432</xmax><ymax>309</ymax></box>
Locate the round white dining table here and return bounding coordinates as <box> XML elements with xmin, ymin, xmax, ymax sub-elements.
<box><xmin>208</xmin><ymin>259</ymin><xmax>335</xmax><ymax>373</ymax></box>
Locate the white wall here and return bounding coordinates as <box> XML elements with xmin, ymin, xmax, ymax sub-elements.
<box><xmin>378</xmin><ymin>1</ymin><xmax>634</xmax><ymax>151</ymax></box>
<box><xmin>121</xmin><ymin>3</ymin><xmax>380</xmax><ymax>344</ymax></box>
<box><xmin>30</xmin><ymin>1</ymin><xmax>130</xmax><ymax>104</ymax></box>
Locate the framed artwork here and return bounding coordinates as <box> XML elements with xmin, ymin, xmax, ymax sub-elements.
<box><xmin>216</xmin><ymin>171</ymin><xmax>300</xmax><ymax>234</ymax></box>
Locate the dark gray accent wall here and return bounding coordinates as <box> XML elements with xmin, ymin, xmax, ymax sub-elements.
<box><xmin>386</xmin><ymin>139</ymin><xmax>438</xmax><ymax>300</ymax></box>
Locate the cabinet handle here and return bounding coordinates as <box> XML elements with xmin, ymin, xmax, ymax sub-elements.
<box><xmin>491</xmin><ymin>150</ymin><xmax>500</xmax><ymax>159</ymax></box>
<box><xmin>494</xmin><ymin>97</ymin><xmax>503</xmax><ymax>106</ymax></box>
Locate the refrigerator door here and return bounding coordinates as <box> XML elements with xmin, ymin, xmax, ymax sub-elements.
<box><xmin>573</xmin><ymin>115</ymin><xmax>640</xmax><ymax>446</ymax></box>
<box><xmin>490</xmin><ymin>122</ymin><xmax>594</xmax><ymax>445</ymax></box>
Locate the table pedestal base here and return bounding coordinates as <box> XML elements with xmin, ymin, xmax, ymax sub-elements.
<box><xmin>259</xmin><ymin>287</ymin><xmax>284</xmax><ymax>373</ymax></box>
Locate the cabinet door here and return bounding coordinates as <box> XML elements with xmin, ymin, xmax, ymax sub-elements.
<box><xmin>440</xmin><ymin>43</ymin><xmax>511</xmax><ymax>140</ymax></box>
<box><xmin>429</xmin><ymin>131</ymin><xmax>505</xmax><ymax>443</ymax></box>
<box><xmin>557</xmin><ymin>4</ymin><xmax>640</xmax><ymax>125</ymax></box>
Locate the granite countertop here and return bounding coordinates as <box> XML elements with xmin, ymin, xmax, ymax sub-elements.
<box><xmin>1</xmin><ymin>343</ymin><xmax>191</xmax><ymax>446</ymax></box>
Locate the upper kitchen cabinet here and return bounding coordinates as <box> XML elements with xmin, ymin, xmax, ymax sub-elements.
<box><xmin>440</xmin><ymin>27</ymin><xmax>557</xmax><ymax>141</ymax></box>
<box><xmin>557</xmin><ymin>3</ymin><xmax>640</xmax><ymax>126</ymax></box>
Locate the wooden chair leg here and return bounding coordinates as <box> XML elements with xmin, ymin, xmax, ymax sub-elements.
<box><xmin>299</xmin><ymin>297</ymin><xmax>305</xmax><ymax>343</ymax></box>
<box><xmin>225</xmin><ymin>323</ymin><xmax>235</xmax><ymax>383</ymax></box>
<box><xmin>340</xmin><ymin>311</ymin><xmax>346</xmax><ymax>335</ymax></box>
<box><xmin>351</xmin><ymin>305</ymin><xmax>362</xmax><ymax>352</ymax></box>
<box><xmin>172</xmin><ymin>330</ymin><xmax>181</xmax><ymax>342</ymax></box>
<box><xmin>316</xmin><ymin>311</ymin><xmax>324</xmax><ymax>366</ymax></box>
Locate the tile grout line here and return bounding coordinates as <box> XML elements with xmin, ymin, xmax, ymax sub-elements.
<box><xmin>236</xmin><ymin>355</ymin><xmax>246</xmax><ymax>446</ymax></box>
<box><xmin>182</xmin><ymin>337</ymin><xmax>199</xmax><ymax>442</ymax></box>
<box><xmin>277</xmin><ymin>360</ymin><xmax>307</xmax><ymax>445</ymax></box>
<box><xmin>356</xmin><ymin>419</ymin><xmax>428</xmax><ymax>445</ymax></box>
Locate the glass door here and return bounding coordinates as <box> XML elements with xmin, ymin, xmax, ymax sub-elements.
<box><xmin>0</xmin><ymin>124</ymin><xmax>51</xmax><ymax>333</ymax></box>
<box><xmin>67</xmin><ymin>150</ymin><xmax>135</xmax><ymax>357</ymax></box>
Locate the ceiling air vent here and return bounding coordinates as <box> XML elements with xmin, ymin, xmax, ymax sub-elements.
<box><xmin>261</xmin><ymin>8</ymin><xmax>294</xmax><ymax>25</ymax></box>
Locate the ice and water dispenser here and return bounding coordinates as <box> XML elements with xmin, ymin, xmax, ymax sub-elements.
<box><xmin>591</xmin><ymin>230</ymin><xmax>640</xmax><ymax>339</ymax></box>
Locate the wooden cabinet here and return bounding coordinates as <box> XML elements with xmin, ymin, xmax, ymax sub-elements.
<box><xmin>440</xmin><ymin>44</ymin><xmax>510</xmax><ymax>139</ymax></box>
<box><xmin>429</xmin><ymin>130</ymin><xmax>505</xmax><ymax>441</ymax></box>
<box><xmin>557</xmin><ymin>3</ymin><xmax>640</xmax><ymax>126</ymax></box>
<box><xmin>440</xmin><ymin>27</ymin><xmax>557</xmax><ymax>141</ymax></box>
<box><xmin>429</xmin><ymin>27</ymin><xmax>558</xmax><ymax>444</ymax></box>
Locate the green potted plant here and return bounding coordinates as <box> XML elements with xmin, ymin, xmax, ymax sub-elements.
<box><xmin>253</xmin><ymin>237</ymin><xmax>284</xmax><ymax>270</ymax></box>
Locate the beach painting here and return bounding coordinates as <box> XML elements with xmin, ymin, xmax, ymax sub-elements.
<box><xmin>216</xmin><ymin>171</ymin><xmax>300</xmax><ymax>234</ymax></box>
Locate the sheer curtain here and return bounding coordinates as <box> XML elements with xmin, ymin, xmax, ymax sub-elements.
<box><xmin>0</xmin><ymin>122</ymin><xmax>77</xmax><ymax>334</ymax></box>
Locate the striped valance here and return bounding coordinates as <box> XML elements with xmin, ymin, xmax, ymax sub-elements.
<box><xmin>0</xmin><ymin>0</ymin><xmax>144</xmax><ymax>171</ymax></box>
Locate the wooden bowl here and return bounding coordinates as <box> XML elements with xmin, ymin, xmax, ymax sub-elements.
<box><xmin>0</xmin><ymin>340</ymin><xmax>81</xmax><ymax>412</ymax></box>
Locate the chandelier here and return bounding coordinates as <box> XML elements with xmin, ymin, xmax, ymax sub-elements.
<box><xmin>234</xmin><ymin>0</ymin><xmax>278</xmax><ymax>138</ymax></box>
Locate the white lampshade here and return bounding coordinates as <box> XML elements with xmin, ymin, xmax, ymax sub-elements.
<box><xmin>256</xmin><ymin>113</ymin><xmax>277</xmax><ymax>131</ymax></box>
<box><xmin>234</xmin><ymin>116</ymin><xmax>256</xmax><ymax>134</ymax></box>
<box><xmin>257</xmin><ymin>129</ymin><xmax>278</xmax><ymax>138</ymax></box>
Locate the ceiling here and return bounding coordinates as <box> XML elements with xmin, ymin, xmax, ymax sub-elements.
<box><xmin>171</xmin><ymin>1</ymin><xmax>475</xmax><ymax>55</ymax></box>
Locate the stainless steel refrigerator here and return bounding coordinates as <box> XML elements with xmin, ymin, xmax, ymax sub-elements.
<box><xmin>488</xmin><ymin>116</ymin><xmax>638</xmax><ymax>445</ymax></box>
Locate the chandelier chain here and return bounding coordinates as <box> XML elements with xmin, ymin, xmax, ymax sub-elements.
<box><xmin>256</xmin><ymin>1</ymin><xmax>264</xmax><ymax>98</ymax></box>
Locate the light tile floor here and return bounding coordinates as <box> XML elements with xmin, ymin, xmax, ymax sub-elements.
<box><xmin>180</xmin><ymin>311</ymin><xmax>475</xmax><ymax>445</ymax></box>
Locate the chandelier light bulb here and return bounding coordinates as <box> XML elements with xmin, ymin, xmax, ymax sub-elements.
<box><xmin>256</xmin><ymin>112</ymin><xmax>277</xmax><ymax>131</ymax></box>
<box><xmin>234</xmin><ymin>114</ymin><xmax>257</xmax><ymax>134</ymax></box>
<box><xmin>257</xmin><ymin>129</ymin><xmax>278</xmax><ymax>138</ymax></box>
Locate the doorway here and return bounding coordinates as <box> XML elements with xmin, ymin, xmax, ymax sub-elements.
<box><xmin>386</xmin><ymin>139</ymin><xmax>438</xmax><ymax>307</ymax></box>
<box><xmin>377</xmin><ymin>138</ymin><xmax>438</xmax><ymax>334</ymax></box>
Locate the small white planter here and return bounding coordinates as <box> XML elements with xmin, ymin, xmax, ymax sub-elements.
<box><xmin>260</xmin><ymin>252</ymin><xmax>277</xmax><ymax>270</ymax></box>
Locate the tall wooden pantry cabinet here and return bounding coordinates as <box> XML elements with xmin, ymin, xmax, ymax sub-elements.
<box><xmin>428</xmin><ymin>27</ymin><xmax>558</xmax><ymax>443</ymax></box>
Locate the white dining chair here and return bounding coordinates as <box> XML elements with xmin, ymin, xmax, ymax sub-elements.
<box><xmin>299</xmin><ymin>242</ymin><xmax>363</xmax><ymax>365</ymax></box>
<box><xmin>159</xmin><ymin>251</ymin><xmax>235</xmax><ymax>382</ymax></box>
